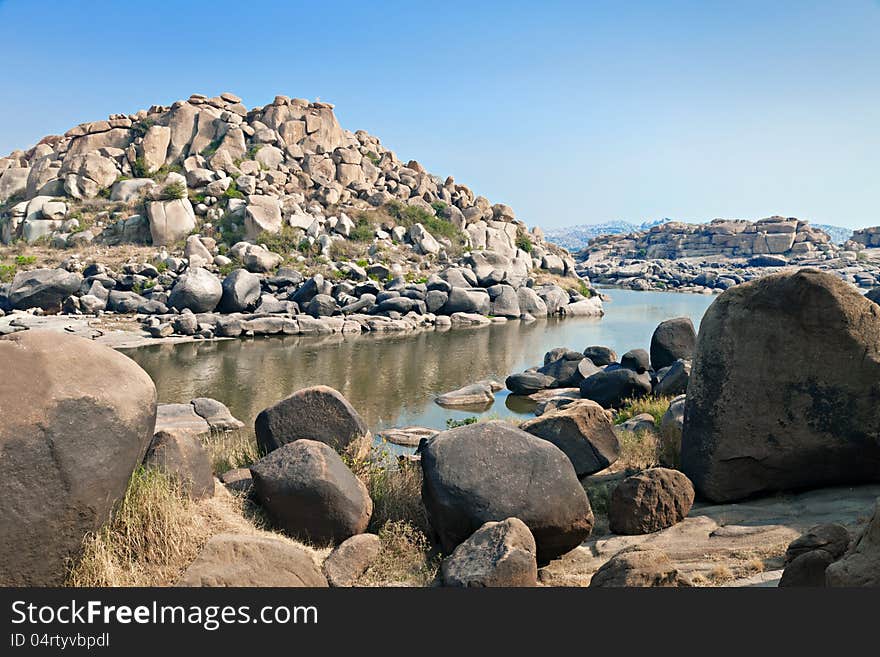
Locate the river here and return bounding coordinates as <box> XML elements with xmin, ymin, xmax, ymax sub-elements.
<box><xmin>125</xmin><ymin>289</ymin><xmax>715</xmax><ymax>438</ymax></box>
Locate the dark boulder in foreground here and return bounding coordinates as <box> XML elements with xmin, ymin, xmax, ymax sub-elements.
<box><xmin>0</xmin><ymin>330</ymin><xmax>157</xmax><ymax>585</ymax></box>
<box><xmin>420</xmin><ymin>421</ymin><xmax>594</xmax><ymax>564</ymax></box>
<box><xmin>579</xmin><ymin>368</ymin><xmax>652</xmax><ymax>408</ymax></box>
<box><xmin>681</xmin><ymin>269</ymin><xmax>880</xmax><ymax>502</ymax></box>
<box><xmin>255</xmin><ymin>385</ymin><xmax>371</xmax><ymax>456</ymax></box>
<box><xmin>250</xmin><ymin>439</ymin><xmax>372</xmax><ymax>545</ymax></box>
<box><xmin>441</xmin><ymin>517</ymin><xmax>538</xmax><ymax>587</ymax></box>
<box><xmin>780</xmin><ymin>524</ymin><xmax>851</xmax><ymax>587</ymax></box>
<box><xmin>650</xmin><ymin>317</ymin><xmax>696</xmax><ymax>371</ymax></box>
<box><xmin>608</xmin><ymin>468</ymin><xmax>695</xmax><ymax>535</ymax></box>
<box><xmin>867</xmin><ymin>287</ymin><xmax>880</xmax><ymax>305</ymax></box>
<box><xmin>520</xmin><ymin>400</ymin><xmax>619</xmax><ymax>477</ymax></box>
<box><xmin>178</xmin><ymin>533</ymin><xmax>327</xmax><ymax>587</ymax></box>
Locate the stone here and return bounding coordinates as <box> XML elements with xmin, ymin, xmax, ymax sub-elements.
<box><xmin>8</xmin><ymin>268</ymin><xmax>82</xmax><ymax>310</ymax></box>
<box><xmin>650</xmin><ymin>317</ymin><xmax>696</xmax><ymax>370</ymax></box>
<box><xmin>584</xmin><ymin>346</ymin><xmax>617</xmax><ymax>366</ymax></box>
<box><xmin>440</xmin><ymin>287</ymin><xmax>491</xmax><ymax>315</ymax></box>
<box><xmin>146</xmin><ymin>198</ymin><xmax>196</xmax><ymax>246</ymax></box>
<box><xmin>589</xmin><ymin>546</ymin><xmax>691</xmax><ymax>587</ymax></box>
<box><xmin>779</xmin><ymin>550</ymin><xmax>836</xmax><ymax>587</ymax></box>
<box><xmin>538</xmin><ymin>354</ymin><xmax>586</xmax><ymax>388</ymax></box>
<box><xmin>322</xmin><ymin>533</ymin><xmax>381</xmax><ymax>587</ymax></box>
<box><xmin>505</xmin><ymin>371</ymin><xmax>556</xmax><ymax>395</ymax></box>
<box><xmin>653</xmin><ymin>359</ymin><xmax>690</xmax><ymax>397</ymax></box>
<box><xmin>254</xmin><ymin>385</ymin><xmax>370</xmax><ymax>456</ymax></box>
<box><xmin>219</xmin><ymin>468</ymin><xmax>253</xmax><ymax>494</ymax></box>
<box><xmin>250</xmin><ymin>440</ymin><xmax>372</xmax><ymax>545</ymax></box>
<box><xmin>178</xmin><ymin>533</ymin><xmax>327</xmax><ymax>587</ymax></box>
<box><xmin>191</xmin><ymin>397</ymin><xmax>244</xmax><ymax>431</ymax></box>
<box><xmin>143</xmin><ymin>429</ymin><xmax>214</xmax><ymax>500</ymax></box>
<box><xmin>420</xmin><ymin>421</ymin><xmax>594</xmax><ymax>563</ymax></box>
<box><xmin>579</xmin><ymin>369</ymin><xmax>652</xmax><ymax>409</ymax></box>
<box><xmin>608</xmin><ymin>468</ymin><xmax>695</xmax><ymax>535</ymax></box>
<box><xmin>620</xmin><ymin>348</ymin><xmax>650</xmax><ymax>373</ymax></box>
<box><xmin>244</xmin><ymin>196</ymin><xmax>283</xmax><ymax>238</ymax></box>
<box><xmin>0</xmin><ymin>331</ymin><xmax>157</xmax><ymax>585</ymax></box>
<box><xmin>520</xmin><ymin>400</ymin><xmax>620</xmax><ymax>477</ymax></box>
<box><xmin>242</xmin><ymin>246</ymin><xmax>283</xmax><ymax>273</ymax></box>
<box><xmin>516</xmin><ymin>286</ymin><xmax>548</xmax><ymax>317</ymax></box>
<box><xmin>659</xmin><ymin>395</ymin><xmax>686</xmax><ymax>468</ymax></box>
<box><xmin>826</xmin><ymin>500</ymin><xmax>880</xmax><ymax>587</ymax></box>
<box><xmin>219</xmin><ymin>269</ymin><xmax>261</xmax><ymax>313</ymax></box>
<box><xmin>139</xmin><ymin>124</ymin><xmax>171</xmax><ymax>173</ymax></box>
<box><xmin>681</xmin><ymin>269</ymin><xmax>880</xmax><ymax>502</ymax></box>
<box><xmin>435</xmin><ymin>381</ymin><xmax>497</xmax><ymax>408</ymax></box>
<box><xmin>785</xmin><ymin>524</ymin><xmax>851</xmax><ymax>564</ymax></box>
<box><xmin>184</xmin><ymin>234</ymin><xmax>212</xmax><ymax>268</ymax></box>
<box><xmin>168</xmin><ymin>267</ymin><xmax>222</xmax><ymax>313</ymax></box>
<box><xmin>154</xmin><ymin>403</ymin><xmax>210</xmax><ymax>436</ymax></box>
<box><xmin>441</xmin><ymin>518</ymin><xmax>538</xmax><ymax>587</ymax></box>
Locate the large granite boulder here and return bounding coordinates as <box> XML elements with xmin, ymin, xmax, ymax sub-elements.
<box><xmin>681</xmin><ymin>269</ymin><xmax>880</xmax><ymax>502</ymax></box>
<box><xmin>178</xmin><ymin>533</ymin><xmax>327</xmax><ymax>587</ymax></box>
<box><xmin>0</xmin><ymin>331</ymin><xmax>157</xmax><ymax>585</ymax></box>
<box><xmin>420</xmin><ymin>421</ymin><xmax>594</xmax><ymax>563</ymax></box>
<box><xmin>250</xmin><ymin>440</ymin><xmax>372</xmax><ymax>545</ymax></box>
<box><xmin>650</xmin><ymin>317</ymin><xmax>696</xmax><ymax>371</ymax></box>
<box><xmin>520</xmin><ymin>400</ymin><xmax>620</xmax><ymax>477</ymax></box>
<box><xmin>441</xmin><ymin>517</ymin><xmax>538</xmax><ymax>587</ymax></box>
<box><xmin>146</xmin><ymin>198</ymin><xmax>196</xmax><ymax>246</ymax></box>
<box><xmin>322</xmin><ymin>533</ymin><xmax>381</xmax><ymax>587</ymax></box>
<box><xmin>254</xmin><ymin>385</ymin><xmax>370</xmax><ymax>456</ymax></box>
<box><xmin>8</xmin><ymin>268</ymin><xmax>82</xmax><ymax>311</ymax></box>
<box><xmin>168</xmin><ymin>267</ymin><xmax>222</xmax><ymax>313</ymax></box>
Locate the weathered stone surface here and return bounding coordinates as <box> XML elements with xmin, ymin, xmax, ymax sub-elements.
<box><xmin>609</xmin><ymin>468</ymin><xmax>695</xmax><ymax>535</ymax></box>
<box><xmin>178</xmin><ymin>533</ymin><xmax>327</xmax><ymax>587</ymax></box>
<box><xmin>659</xmin><ymin>395</ymin><xmax>686</xmax><ymax>468</ymax></box>
<box><xmin>219</xmin><ymin>269</ymin><xmax>261</xmax><ymax>313</ymax></box>
<box><xmin>583</xmin><ymin>346</ymin><xmax>617</xmax><ymax>367</ymax></box>
<box><xmin>589</xmin><ymin>546</ymin><xmax>691</xmax><ymax>587</ymax></box>
<box><xmin>146</xmin><ymin>198</ymin><xmax>196</xmax><ymax>246</ymax></box>
<box><xmin>254</xmin><ymin>385</ymin><xmax>370</xmax><ymax>455</ymax></box>
<box><xmin>579</xmin><ymin>368</ymin><xmax>652</xmax><ymax>409</ymax></box>
<box><xmin>521</xmin><ymin>400</ymin><xmax>619</xmax><ymax>477</ymax></box>
<box><xmin>322</xmin><ymin>533</ymin><xmax>381</xmax><ymax>587</ymax></box>
<box><xmin>779</xmin><ymin>549</ymin><xmax>835</xmax><ymax>587</ymax></box>
<box><xmin>441</xmin><ymin>518</ymin><xmax>538</xmax><ymax>587</ymax></box>
<box><xmin>0</xmin><ymin>330</ymin><xmax>157</xmax><ymax>585</ymax></box>
<box><xmin>191</xmin><ymin>397</ymin><xmax>244</xmax><ymax>431</ymax></box>
<box><xmin>143</xmin><ymin>429</ymin><xmax>214</xmax><ymax>500</ymax></box>
<box><xmin>785</xmin><ymin>523</ymin><xmax>851</xmax><ymax>564</ymax></box>
<box><xmin>250</xmin><ymin>440</ymin><xmax>372</xmax><ymax>545</ymax></box>
<box><xmin>435</xmin><ymin>381</ymin><xmax>496</xmax><ymax>408</ymax></box>
<box><xmin>650</xmin><ymin>317</ymin><xmax>696</xmax><ymax>371</ymax></box>
<box><xmin>681</xmin><ymin>269</ymin><xmax>880</xmax><ymax>502</ymax></box>
<box><xmin>420</xmin><ymin>421</ymin><xmax>594</xmax><ymax>563</ymax></box>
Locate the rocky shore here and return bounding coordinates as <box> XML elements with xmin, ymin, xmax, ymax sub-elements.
<box><xmin>577</xmin><ymin>217</ymin><xmax>880</xmax><ymax>294</ymax></box>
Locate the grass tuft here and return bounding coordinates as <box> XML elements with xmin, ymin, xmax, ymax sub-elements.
<box><xmin>614</xmin><ymin>396</ymin><xmax>672</xmax><ymax>426</ymax></box>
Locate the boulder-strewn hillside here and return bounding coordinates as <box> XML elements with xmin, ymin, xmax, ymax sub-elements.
<box><xmin>0</xmin><ymin>92</ymin><xmax>601</xmax><ymax>334</ymax></box>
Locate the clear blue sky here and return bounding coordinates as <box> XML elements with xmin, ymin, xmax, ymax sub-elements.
<box><xmin>0</xmin><ymin>0</ymin><xmax>877</xmax><ymax>229</ymax></box>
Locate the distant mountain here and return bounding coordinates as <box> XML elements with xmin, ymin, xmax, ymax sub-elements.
<box><xmin>545</xmin><ymin>219</ymin><xmax>854</xmax><ymax>251</ymax></box>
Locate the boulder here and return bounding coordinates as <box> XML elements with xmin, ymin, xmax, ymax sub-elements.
<box><xmin>589</xmin><ymin>546</ymin><xmax>691</xmax><ymax>587</ymax></box>
<box><xmin>620</xmin><ymin>349</ymin><xmax>650</xmax><ymax>373</ymax></box>
<box><xmin>191</xmin><ymin>397</ymin><xmax>244</xmax><ymax>431</ymax></box>
<box><xmin>0</xmin><ymin>331</ymin><xmax>157</xmax><ymax>585</ymax></box>
<box><xmin>440</xmin><ymin>287</ymin><xmax>490</xmax><ymax>315</ymax></box>
<box><xmin>435</xmin><ymin>381</ymin><xmax>497</xmax><ymax>408</ymax></box>
<box><xmin>420</xmin><ymin>421</ymin><xmax>594</xmax><ymax>563</ymax></box>
<box><xmin>650</xmin><ymin>317</ymin><xmax>696</xmax><ymax>371</ymax></box>
<box><xmin>168</xmin><ymin>267</ymin><xmax>222</xmax><ymax>313</ymax></box>
<box><xmin>178</xmin><ymin>533</ymin><xmax>327</xmax><ymax>587</ymax></box>
<box><xmin>608</xmin><ymin>468</ymin><xmax>695</xmax><ymax>535</ymax></box>
<box><xmin>250</xmin><ymin>440</ymin><xmax>372</xmax><ymax>545</ymax></box>
<box><xmin>254</xmin><ymin>385</ymin><xmax>370</xmax><ymax>456</ymax></box>
<box><xmin>244</xmin><ymin>196</ymin><xmax>283</xmax><ymax>238</ymax></box>
<box><xmin>219</xmin><ymin>269</ymin><xmax>261</xmax><ymax>313</ymax></box>
<box><xmin>780</xmin><ymin>550</ymin><xmax>836</xmax><ymax>587</ymax></box>
<box><xmin>441</xmin><ymin>518</ymin><xmax>537</xmax><ymax>587</ymax></box>
<box><xmin>866</xmin><ymin>287</ymin><xmax>880</xmax><ymax>305</ymax></box>
<box><xmin>659</xmin><ymin>395</ymin><xmax>686</xmax><ymax>468</ymax></box>
<box><xmin>146</xmin><ymin>198</ymin><xmax>196</xmax><ymax>246</ymax></box>
<box><xmin>826</xmin><ymin>500</ymin><xmax>880</xmax><ymax>587</ymax></box>
<box><xmin>322</xmin><ymin>533</ymin><xmax>381</xmax><ymax>587</ymax></box>
<box><xmin>516</xmin><ymin>286</ymin><xmax>548</xmax><ymax>317</ymax></box>
<box><xmin>681</xmin><ymin>269</ymin><xmax>880</xmax><ymax>502</ymax></box>
<box><xmin>8</xmin><ymin>268</ymin><xmax>82</xmax><ymax>310</ymax></box>
<box><xmin>583</xmin><ymin>346</ymin><xmax>617</xmax><ymax>367</ymax></box>
<box><xmin>779</xmin><ymin>524</ymin><xmax>851</xmax><ymax>587</ymax></box>
<box><xmin>537</xmin><ymin>354</ymin><xmax>586</xmax><ymax>388</ymax></box>
<box><xmin>143</xmin><ymin>429</ymin><xmax>214</xmax><ymax>500</ymax></box>
<box><xmin>654</xmin><ymin>359</ymin><xmax>690</xmax><ymax>397</ymax></box>
<box><xmin>520</xmin><ymin>400</ymin><xmax>620</xmax><ymax>477</ymax></box>
<box><xmin>505</xmin><ymin>371</ymin><xmax>556</xmax><ymax>395</ymax></box>
<box><xmin>579</xmin><ymin>368</ymin><xmax>652</xmax><ymax>409</ymax></box>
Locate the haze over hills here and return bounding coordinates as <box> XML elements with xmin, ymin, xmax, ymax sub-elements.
<box><xmin>544</xmin><ymin>220</ymin><xmax>855</xmax><ymax>252</ymax></box>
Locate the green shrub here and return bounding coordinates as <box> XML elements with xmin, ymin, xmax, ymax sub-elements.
<box><xmin>515</xmin><ymin>229</ymin><xmax>533</xmax><ymax>253</ymax></box>
<box><xmin>430</xmin><ymin>200</ymin><xmax>448</xmax><ymax>215</ymax></box>
<box><xmin>15</xmin><ymin>255</ymin><xmax>36</xmax><ymax>266</ymax></box>
<box><xmin>223</xmin><ymin>180</ymin><xmax>245</xmax><ymax>200</ymax></box>
<box><xmin>385</xmin><ymin>200</ymin><xmax>464</xmax><ymax>243</ymax></box>
<box><xmin>130</xmin><ymin>118</ymin><xmax>156</xmax><ymax>139</ymax></box>
<box><xmin>0</xmin><ymin>263</ymin><xmax>16</xmax><ymax>282</ymax></box>
<box><xmin>256</xmin><ymin>225</ymin><xmax>302</xmax><ymax>256</ymax></box>
<box><xmin>200</xmin><ymin>136</ymin><xmax>224</xmax><ymax>157</ymax></box>
<box><xmin>159</xmin><ymin>181</ymin><xmax>186</xmax><ymax>201</ymax></box>
<box><xmin>446</xmin><ymin>416</ymin><xmax>478</xmax><ymax>429</ymax></box>
<box><xmin>216</xmin><ymin>212</ymin><xmax>245</xmax><ymax>245</ymax></box>
<box><xmin>350</xmin><ymin>215</ymin><xmax>378</xmax><ymax>242</ymax></box>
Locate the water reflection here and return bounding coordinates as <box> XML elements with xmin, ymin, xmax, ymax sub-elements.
<box><xmin>125</xmin><ymin>289</ymin><xmax>715</xmax><ymax>435</ymax></box>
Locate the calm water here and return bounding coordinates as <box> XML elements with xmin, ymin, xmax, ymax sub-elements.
<box><xmin>125</xmin><ymin>289</ymin><xmax>715</xmax><ymax>438</ymax></box>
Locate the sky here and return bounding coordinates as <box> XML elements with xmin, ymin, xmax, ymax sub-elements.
<box><xmin>0</xmin><ymin>0</ymin><xmax>877</xmax><ymax>229</ymax></box>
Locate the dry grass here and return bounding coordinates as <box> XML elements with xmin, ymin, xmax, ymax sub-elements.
<box><xmin>357</xmin><ymin>520</ymin><xmax>439</xmax><ymax>587</ymax></box>
<box><xmin>203</xmin><ymin>429</ymin><xmax>260</xmax><ymax>475</ymax></box>
<box><xmin>706</xmin><ymin>565</ymin><xmax>735</xmax><ymax>584</ymax></box>
<box><xmin>66</xmin><ymin>467</ymin><xmax>213</xmax><ymax>586</ymax></box>
<box><xmin>614</xmin><ymin>396</ymin><xmax>673</xmax><ymax>426</ymax></box>
<box><xmin>615</xmin><ymin>429</ymin><xmax>661</xmax><ymax>471</ymax></box>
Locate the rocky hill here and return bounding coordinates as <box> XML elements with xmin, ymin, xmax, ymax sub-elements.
<box><xmin>0</xmin><ymin>92</ymin><xmax>601</xmax><ymax>336</ymax></box>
